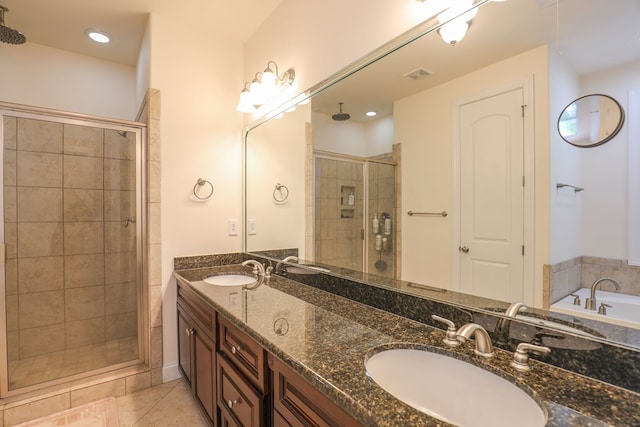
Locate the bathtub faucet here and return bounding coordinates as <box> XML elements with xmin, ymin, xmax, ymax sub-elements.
<box><xmin>585</xmin><ymin>277</ymin><xmax>620</xmax><ymax>310</ymax></box>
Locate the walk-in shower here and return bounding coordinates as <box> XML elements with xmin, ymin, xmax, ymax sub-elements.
<box><xmin>314</xmin><ymin>153</ymin><xmax>397</xmax><ymax>278</ymax></box>
<box><xmin>0</xmin><ymin>106</ymin><xmax>145</xmax><ymax>395</ymax></box>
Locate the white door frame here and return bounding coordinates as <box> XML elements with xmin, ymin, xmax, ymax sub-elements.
<box><xmin>451</xmin><ymin>76</ymin><xmax>536</xmax><ymax>305</ymax></box>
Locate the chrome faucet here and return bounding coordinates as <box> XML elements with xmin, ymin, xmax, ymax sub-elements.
<box><xmin>241</xmin><ymin>260</ymin><xmax>265</xmax><ymax>276</ymax></box>
<box><xmin>510</xmin><ymin>342</ymin><xmax>551</xmax><ymax>372</ymax></box>
<box><xmin>585</xmin><ymin>277</ymin><xmax>620</xmax><ymax>310</ymax></box>
<box><xmin>456</xmin><ymin>323</ymin><xmax>494</xmax><ymax>358</ymax></box>
<box><xmin>495</xmin><ymin>302</ymin><xmax>527</xmax><ymax>344</ymax></box>
<box><xmin>275</xmin><ymin>255</ymin><xmax>298</xmax><ymax>274</ymax></box>
<box><xmin>503</xmin><ymin>302</ymin><xmax>527</xmax><ymax>317</ymax></box>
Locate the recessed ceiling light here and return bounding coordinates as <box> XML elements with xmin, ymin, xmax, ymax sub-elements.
<box><xmin>366</xmin><ymin>111</ymin><xmax>377</xmax><ymax>117</ymax></box>
<box><xmin>86</xmin><ymin>29</ymin><xmax>110</xmax><ymax>44</ymax></box>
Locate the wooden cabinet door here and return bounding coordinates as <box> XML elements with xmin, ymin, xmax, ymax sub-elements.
<box><xmin>217</xmin><ymin>353</ymin><xmax>264</xmax><ymax>427</ymax></box>
<box><xmin>195</xmin><ymin>328</ymin><xmax>217</xmax><ymax>424</ymax></box>
<box><xmin>177</xmin><ymin>308</ymin><xmax>193</xmax><ymax>386</ymax></box>
<box><xmin>272</xmin><ymin>357</ymin><xmax>362</xmax><ymax>427</ymax></box>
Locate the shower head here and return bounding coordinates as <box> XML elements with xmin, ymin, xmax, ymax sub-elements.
<box><xmin>332</xmin><ymin>102</ymin><xmax>351</xmax><ymax>121</ymax></box>
<box><xmin>0</xmin><ymin>6</ymin><xmax>26</xmax><ymax>45</ymax></box>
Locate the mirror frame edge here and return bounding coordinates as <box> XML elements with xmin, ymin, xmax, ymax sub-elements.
<box><xmin>557</xmin><ymin>93</ymin><xmax>626</xmax><ymax>148</ymax></box>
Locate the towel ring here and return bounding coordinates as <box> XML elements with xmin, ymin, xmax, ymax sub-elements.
<box><xmin>273</xmin><ymin>183</ymin><xmax>289</xmax><ymax>202</ymax></box>
<box><xmin>193</xmin><ymin>178</ymin><xmax>214</xmax><ymax>200</ymax></box>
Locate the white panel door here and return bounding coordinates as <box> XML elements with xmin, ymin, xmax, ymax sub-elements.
<box><xmin>459</xmin><ymin>88</ymin><xmax>524</xmax><ymax>302</ymax></box>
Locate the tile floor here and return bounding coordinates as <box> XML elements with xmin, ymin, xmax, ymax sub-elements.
<box><xmin>115</xmin><ymin>378</ymin><xmax>208</xmax><ymax>427</ymax></box>
<box><xmin>8</xmin><ymin>337</ymin><xmax>139</xmax><ymax>390</ymax></box>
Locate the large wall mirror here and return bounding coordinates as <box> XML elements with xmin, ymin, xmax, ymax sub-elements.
<box><xmin>245</xmin><ymin>0</ymin><xmax>640</xmax><ymax>351</ymax></box>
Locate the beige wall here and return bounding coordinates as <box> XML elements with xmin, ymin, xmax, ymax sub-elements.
<box><xmin>548</xmin><ymin>50</ymin><xmax>582</xmax><ymax>264</ymax></box>
<box><xmin>0</xmin><ymin>42</ymin><xmax>136</xmax><ymax>120</ymax></box>
<box><xmin>147</xmin><ymin>13</ymin><xmax>247</xmax><ymax>380</ymax></box>
<box><xmin>396</xmin><ymin>46</ymin><xmax>550</xmax><ymax>306</ymax></box>
<box><xmin>245</xmin><ymin>104</ymin><xmax>309</xmax><ymax>255</ymax></box>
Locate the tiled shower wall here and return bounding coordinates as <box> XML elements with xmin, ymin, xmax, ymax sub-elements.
<box><xmin>3</xmin><ymin>116</ymin><xmax>138</xmax><ymax>362</ymax></box>
<box><xmin>314</xmin><ymin>158</ymin><xmax>363</xmax><ymax>271</ymax></box>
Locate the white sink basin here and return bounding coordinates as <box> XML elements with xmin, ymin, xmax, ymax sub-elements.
<box><xmin>365</xmin><ymin>348</ymin><xmax>546</xmax><ymax>427</ymax></box>
<box><xmin>203</xmin><ymin>274</ymin><xmax>256</xmax><ymax>286</ymax></box>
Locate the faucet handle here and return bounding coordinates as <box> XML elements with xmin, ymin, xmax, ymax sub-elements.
<box><xmin>510</xmin><ymin>342</ymin><xmax>551</xmax><ymax>372</ymax></box>
<box><xmin>570</xmin><ymin>293</ymin><xmax>581</xmax><ymax>306</ymax></box>
<box><xmin>264</xmin><ymin>266</ymin><xmax>273</xmax><ymax>278</ymax></box>
<box><xmin>431</xmin><ymin>315</ymin><xmax>461</xmax><ymax>347</ymax></box>
<box><xmin>598</xmin><ymin>303</ymin><xmax>612</xmax><ymax>315</ymax></box>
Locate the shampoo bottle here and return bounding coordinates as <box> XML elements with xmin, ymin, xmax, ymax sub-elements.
<box><xmin>384</xmin><ymin>217</ymin><xmax>391</xmax><ymax>235</ymax></box>
<box><xmin>372</xmin><ymin>213</ymin><xmax>379</xmax><ymax>234</ymax></box>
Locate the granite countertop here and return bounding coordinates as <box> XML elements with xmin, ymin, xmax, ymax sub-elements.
<box><xmin>174</xmin><ymin>265</ymin><xmax>640</xmax><ymax>427</ymax></box>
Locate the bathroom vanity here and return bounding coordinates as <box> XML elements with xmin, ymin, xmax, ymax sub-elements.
<box><xmin>174</xmin><ymin>254</ymin><xmax>640</xmax><ymax>427</ymax></box>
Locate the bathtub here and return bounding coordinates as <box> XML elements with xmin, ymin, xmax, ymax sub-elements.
<box><xmin>551</xmin><ymin>288</ymin><xmax>640</xmax><ymax>330</ymax></box>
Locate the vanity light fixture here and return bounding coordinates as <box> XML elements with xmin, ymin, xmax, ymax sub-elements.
<box><xmin>86</xmin><ymin>29</ymin><xmax>110</xmax><ymax>44</ymax></box>
<box><xmin>236</xmin><ymin>60</ymin><xmax>295</xmax><ymax>113</ymax></box>
<box><xmin>437</xmin><ymin>0</ymin><xmax>477</xmax><ymax>46</ymax></box>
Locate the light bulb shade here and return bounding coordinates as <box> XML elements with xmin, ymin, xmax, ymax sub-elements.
<box><xmin>439</xmin><ymin>20</ymin><xmax>469</xmax><ymax>45</ymax></box>
<box><xmin>249</xmin><ymin>78</ymin><xmax>265</xmax><ymax>106</ymax></box>
<box><xmin>261</xmin><ymin>68</ymin><xmax>277</xmax><ymax>97</ymax></box>
<box><xmin>236</xmin><ymin>90</ymin><xmax>255</xmax><ymax>113</ymax></box>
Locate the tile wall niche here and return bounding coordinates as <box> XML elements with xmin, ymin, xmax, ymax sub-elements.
<box><xmin>0</xmin><ymin>88</ymin><xmax>161</xmax><ymax>425</ymax></box>
<box><xmin>314</xmin><ymin>158</ymin><xmax>364</xmax><ymax>271</ymax></box>
<box><xmin>546</xmin><ymin>256</ymin><xmax>640</xmax><ymax>307</ymax></box>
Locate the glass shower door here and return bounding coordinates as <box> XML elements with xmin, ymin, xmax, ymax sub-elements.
<box><xmin>366</xmin><ymin>161</ymin><xmax>396</xmax><ymax>278</ymax></box>
<box><xmin>1</xmin><ymin>112</ymin><xmax>143</xmax><ymax>393</ymax></box>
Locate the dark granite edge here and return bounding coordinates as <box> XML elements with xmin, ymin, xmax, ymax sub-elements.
<box><xmin>173</xmin><ymin>252</ymin><xmax>249</xmax><ymax>270</ymax></box>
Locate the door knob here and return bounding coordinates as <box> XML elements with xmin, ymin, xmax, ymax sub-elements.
<box><xmin>459</xmin><ymin>246</ymin><xmax>470</xmax><ymax>253</ymax></box>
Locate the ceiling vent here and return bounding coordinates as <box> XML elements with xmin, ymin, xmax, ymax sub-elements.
<box><xmin>403</xmin><ymin>68</ymin><xmax>433</xmax><ymax>81</ymax></box>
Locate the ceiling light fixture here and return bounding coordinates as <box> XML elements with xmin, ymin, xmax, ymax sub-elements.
<box><xmin>366</xmin><ymin>111</ymin><xmax>377</xmax><ymax>117</ymax></box>
<box><xmin>86</xmin><ymin>29</ymin><xmax>110</xmax><ymax>44</ymax></box>
<box><xmin>236</xmin><ymin>60</ymin><xmax>295</xmax><ymax>113</ymax></box>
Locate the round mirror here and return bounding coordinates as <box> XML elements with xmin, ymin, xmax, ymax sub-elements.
<box><xmin>558</xmin><ymin>94</ymin><xmax>624</xmax><ymax>147</ymax></box>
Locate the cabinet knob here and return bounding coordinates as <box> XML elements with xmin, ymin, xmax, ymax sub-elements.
<box><xmin>231</xmin><ymin>345</ymin><xmax>241</xmax><ymax>355</ymax></box>
<box><xmin>227</xmin><ymin>398</ymin><xmax>241</xmax><ymax>409</ymax></box>
<box><xmin>185</xmin><ymin>328</ymin><xmax>194</xmax><ymax>336</ymax></box>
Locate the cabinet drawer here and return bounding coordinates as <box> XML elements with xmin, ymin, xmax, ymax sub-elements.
<box><xmin>217</xmin><ymin>353</ymin><xmax>264</xmax><ymax>427</ymax></box>
<box><xmin>178</xmin><ymin>282</ymin><xmax>216</xmax><ymax>342</ymax></box>
<box><xmin>218</xmin><ymin>315</ymin><xmax>267</xmax><ymax>394</ymax></box>
<box><xmin>272</xmin><ymin>358</ymin><xmax>362</xmax><ymax>427</ymax></box>
<box><xmin>273</xmin><ymin>410</ymin><xmax>293</xmax><ymax>427</ymax></box>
